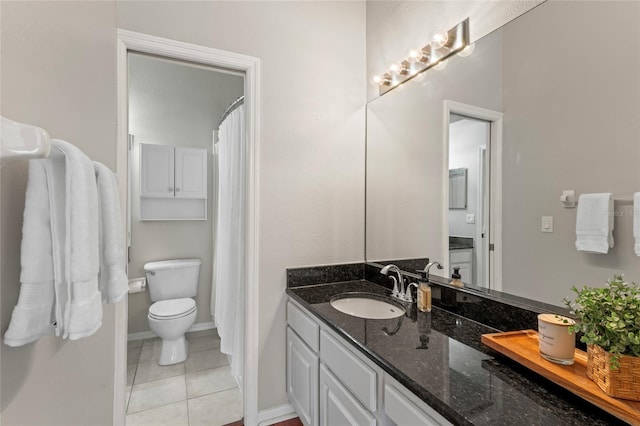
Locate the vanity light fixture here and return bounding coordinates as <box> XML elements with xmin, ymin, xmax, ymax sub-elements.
<box><xmin>372</xmin><ymin>18</ymin><xmax>470</xmax><ymax>95</ymax></box>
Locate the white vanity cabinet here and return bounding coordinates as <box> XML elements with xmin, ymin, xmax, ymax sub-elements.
<box><xmin>286</xmin><ymin>298</ymin><xmax>453</xmax><ymax>426</ymax></box>
<box><xmin>139</xmin><ymin>143</ymin><xmax>207</xmax><ymax>220</ymax></box>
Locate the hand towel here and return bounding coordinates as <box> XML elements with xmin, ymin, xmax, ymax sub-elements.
<box><xmin>50</xmin><ymin>140</ymin><xmax>102</xmax><ymax>340</ymax></box>
<box><xmin>575</xmin><ymin>193</ymin><xmax>614</xmax><ymax>254</ymax></box>
<box><xmin>3</xmin><ymin>160</ymin><xmax>56</xmax><ymax>346</ymax></box>
<box><xmin>94</xmin><ymin>162</ymin><xmax>128</xmax><ymax>303</ymax></box>
<box><xmin>634</xmin><ymin>193</ymin><xmax>640</xmax><ymax>256</ymax></box>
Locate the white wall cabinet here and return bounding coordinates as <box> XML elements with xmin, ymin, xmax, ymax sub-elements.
<box><xmin>139</xmin><ymin>143</ymin><xmax>207</xmax><ymax>220</ymax></box>
<box><xmin>286</xmin><ymin>298</ymin><xmax>453</xmax><ymax>426</ymax></box>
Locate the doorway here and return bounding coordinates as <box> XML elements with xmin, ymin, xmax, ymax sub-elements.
<box><xmin>116</xmin><ymin>31</ymin><xmax>261</xmax><ymax>425</ymax></box>
<box><xmin>444</xmin><ymin>101</ymin><xmax>503</xmax><ymax>292</ymax></box>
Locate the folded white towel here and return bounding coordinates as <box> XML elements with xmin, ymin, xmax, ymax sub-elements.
<box><xmin>3</xmin><ymin>160</ymin><xmax>56</xmax><ymax>346</ymax></box>
<box><xmin>575</xmin><ymin>193</ymin><xmax>614</xmax><ymax>254</ymax></box>
<box><xmin>634</xmin><ymin>193</ymin><xmax>640</xmax><ymax>256</ymax></box>
<box><xmin>94</xmin><ymin>162</ymin><xmax>128</xmax><ymax>303</ymax></box>
<box><xmin>50</xmin><ymin>140</ymin><xmax>102</xmax><ymax>340</ymax></box>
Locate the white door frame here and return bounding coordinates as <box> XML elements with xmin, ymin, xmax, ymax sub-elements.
<box><xmin>443</xmin><ymin>100</ymin><xmax>503</xmax><ymax>291</ymax></box>
<box><xmin>116</xmin><ymin>30</ymin><xmax>261</xmax><ymax>425</ymax></box>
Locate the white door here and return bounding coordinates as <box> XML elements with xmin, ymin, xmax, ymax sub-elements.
<box><xmin>287</xmin><ymin>328</ymin><xmax>319</xmax><ymax>426</ymax></box>
<box><xmin>319</xmin><ymin>364</ymin><xmax>376</xmax><ymax>426</ymax></box>
<box><xmin>175</xmin><ymin>147</ymin><xmax>207</xmax><ymax>199</ymax></box>
<box><xmin>140</xmin><ymin>143</ymin><xmax>175</xmax><ymax>198</ymax></box>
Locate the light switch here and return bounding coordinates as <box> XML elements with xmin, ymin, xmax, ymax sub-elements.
<box><xmin>542</xmin><ymin>216</ymin><xmax>553</xmax><ymax>233</ymax></box>
<box><xmin>465</xmin><ymin>214</ymin><xmax>475</xmax><ymax>224</ymax></box>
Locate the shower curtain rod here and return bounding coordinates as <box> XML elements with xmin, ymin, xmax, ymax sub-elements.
<box><xmin>217</xmin><ymin>96</ymin><xmax>244</xmax><ymax>128</ymax></box>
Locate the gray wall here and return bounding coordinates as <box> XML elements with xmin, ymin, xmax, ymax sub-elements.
<box><xmin>1</xmin><ymin>2</ymin><xmax>118</xmax><ymax>425</ymax></box>
<box><xmin>499</xmin><ymin>1</ymin><xmax>640</xmax><ymax>304</ymax></box>
<box><xmin>118</xmin><ymin>1</ymin><xmax>366</xmax><ymax>411</ymax></box>
<box><xmin>127</xmin><ymin>53</ymin><xmax>244</xmax><ymax>334</ymax></box>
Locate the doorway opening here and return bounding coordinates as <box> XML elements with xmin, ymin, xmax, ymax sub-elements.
<box><xmin>116</xmin><ymin>30</ymin><xmax>261</xmax><ymax>426</ymax></box>
<box><xmin>444</xmin><ymin>101</ymin><xmax>503</xmax><ymax>292</ymax></box>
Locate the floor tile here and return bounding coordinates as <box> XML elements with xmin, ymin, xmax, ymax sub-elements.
<box><xmin>189</xmin><ymin>334</ymin><xmax>221</xmax><ymax>353</ymax></box>
<box><xmin>128</xmin><ymin>345</ymin><xmax>142</xmax><ymax>365</ymax></box>
<box><xmin>126</xmin><ymin>400</ymin><xmax>188</xmax><ymax>426</ymax></box>
<box><xmin>186</xmin><ymin>366</ymin><xmax>237</xmax><ymax>399</ymax></box>
<box><xmin>128</xmin><ymin>375</ymin><xmax>186</xmax><ymax>414</ymax></box>
<box><xmin>138</xmin><ymin>339</ymin><xmax>163</xmax><ymax>363</ymax></box>
<box><xmin>134</xmin><ymin>360</ymin><xmax>185</xmax><ymax>385</ymax></box>
<box><xmin>185</xmin><ymin>348</ymin><xmax>229</xmax><ymax>373</ymax></box>
<box><xmin>188</xmin><ymin>388</ymin><xmax>242</xmax><ymax>426</ymax></box>
<box><xmin>127</xmin><ymin>364</ymin><xmax>137</xmax><ymax>386</ymax></box>
<box><xmin>128</xmin><ymin>339</ymin><xmax>144</xmax><ymax>349</ymax></box>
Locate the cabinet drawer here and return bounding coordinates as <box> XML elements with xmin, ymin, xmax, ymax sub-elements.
<box><xmin>320</xmin><ymin>330</ymin><xmax>377</xmax><ymax>411</ymax></box>
<box><xmin>450</xmin><ymin>249</ymin><xmax>472</xmax><ymax>264</ymax></box>
<box><xmin>288</xmin><ymin>302</ymin><xmax>320</xmax><ymax>352</ymax></box>
<box><xmin>385</xmin><ymin>384</ymin><xmax>439</xmax><ymax>426</ymax></box>
<box><xmin>320</xmin><ymin>364</ymin><xmax>376</xmax><ymax>426</ymax></box>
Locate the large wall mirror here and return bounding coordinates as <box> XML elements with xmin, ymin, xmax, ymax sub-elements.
<box><xmin>366</xmin><ymin>1</ymin><xmax>640</xmax><ymax>308</ymax></box>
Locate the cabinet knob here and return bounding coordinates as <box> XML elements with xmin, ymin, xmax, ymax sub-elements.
<box><xmin>169</xmin><ymin>187</ymin><xmax>173</xmax><ymax>191</ymax></box>
<box><xmin>176</xmin><ymin>188</ymin><xmax>181</xmax><ymax>192</ymax></box>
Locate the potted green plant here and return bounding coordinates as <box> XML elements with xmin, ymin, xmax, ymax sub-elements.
<box><xmin>564</xmin><ymin>275</ymin><xmax>640</xmax><ymax>401</ymax></box>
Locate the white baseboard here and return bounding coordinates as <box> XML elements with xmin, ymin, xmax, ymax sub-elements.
<box><xmin>257</xmin><ymin>403</ymin><xmax>296</xmax><ymax>426</ymax></box>
<box><xmin>127</xmin><ymin>321</ymin><xmax>216</xmax><ymax>341</ymax></box>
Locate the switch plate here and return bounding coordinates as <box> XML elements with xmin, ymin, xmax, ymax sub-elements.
<box><xmin>465</xmin><ymin>214</ymin><xmax>475</xmax><ymax>224</ymax></box>
<box><xmin>542</xmin><ymin>216</ymin><xmax>553</xmax><ymax>233</ymax></box>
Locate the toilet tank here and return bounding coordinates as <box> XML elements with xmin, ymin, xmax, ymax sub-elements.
<box><xmin>144</xmin><ymin>258</ymin><xmax>201</xmax><ymax>302</ymax></box>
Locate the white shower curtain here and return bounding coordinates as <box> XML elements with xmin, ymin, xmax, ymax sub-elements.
<box><xmin>212</xmin><ymin>105</ymin><xmax>245</xmax><ymax>381</ymax></box>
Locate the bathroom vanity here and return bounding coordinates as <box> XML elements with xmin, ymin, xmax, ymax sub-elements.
<box><xmin>285</xmin><ymin>266</ymin><xmax>626</xmax><ymax>426</ymax></box>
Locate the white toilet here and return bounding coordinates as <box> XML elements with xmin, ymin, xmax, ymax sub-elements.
<box><xmin>144</xmin><ymin>258</ymin><xmax>201</xmax><ymax>365</ymax></box>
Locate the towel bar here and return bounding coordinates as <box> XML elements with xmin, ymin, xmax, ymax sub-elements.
<box><xmin>0</xmin><ymin>116</ymin><xmax>51</xmax><ymax>165</ymax></box>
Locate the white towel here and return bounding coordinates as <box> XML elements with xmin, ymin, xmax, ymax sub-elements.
<box><xmin>3</xmin><ymin>160</ymin><xmax>56</xmax><ymax>346</ymax></box>
<box><xmin>634</xmin><ymin>193</ymin><xmax>640</xmax><ymax>256</ymax></box>
<box><xmin>94</xmin><ymin>162</ymin><xmax>128</xmax><ymax>303</ymax></box>
<box><xmin>51</xmin><ymin>140</ymin><xmax>102</xmax><ymax>340</ymax></box>
<box><xmin>575</xmin><ymin>193</ymin><xmax>614</xmax><ymax>254</ymax></box>
<box><xmin>4</xmin><ymin>140</ymin><xmax>102</xmax><ymax>346</ymax></box>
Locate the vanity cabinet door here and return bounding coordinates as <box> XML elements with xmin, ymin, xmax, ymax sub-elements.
<box><xmin>287</xmin><ymin>327</ymin><xmax>319</xmax><ymax>426</ymax></box>
<box><xmin>140</xmin><ymin>143</ymin><xmax>175</xmax><ymax>198</ymax></box>
<box><xmin>319</xmin><ymin>364</ymin><xmax>376</xmax><ymax>426</ymax></box>
<box><xmin>174</xmin><ymin>147</ymin><xmax>207</xmax><ymax>199</ymax></box>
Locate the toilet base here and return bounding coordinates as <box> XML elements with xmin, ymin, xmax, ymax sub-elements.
<box><xmin>159</xmin><ymin>336</ymin><xmax>189</xmax><ymax>365</ymax></box>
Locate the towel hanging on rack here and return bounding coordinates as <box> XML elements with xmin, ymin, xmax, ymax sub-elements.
<box><xmin>4</xmin><ymin>140</ymin><xmax>126</xmax><ymax>346</ymax></box>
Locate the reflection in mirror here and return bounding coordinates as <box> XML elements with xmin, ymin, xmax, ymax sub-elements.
<box><xmin>365</xmin><ymin>1</ymin><xmax>640</xmax><ymax>307</ymax></box>
<box><xmin>448</xmin><ymin>168</ymin><xmax>467</xmax><ymax>210</ymax></box>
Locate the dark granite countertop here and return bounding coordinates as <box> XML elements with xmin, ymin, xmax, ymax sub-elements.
<box><xmin>286</xmin><ymin>280</ymin><xmax>626</xmax><ymax>426</ymax></box>
<box><xmin>449</xmin><ymin>236</ymin><xmax>474</xmax><ymax>250</ymax></box>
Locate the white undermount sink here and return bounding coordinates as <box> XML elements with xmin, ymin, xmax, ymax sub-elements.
<box><xmin>330</xmin><ymin>294</ymin><xmax>405</xmax><ymax>320</ymax></box>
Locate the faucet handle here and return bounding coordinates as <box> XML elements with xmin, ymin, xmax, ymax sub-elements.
<box><xmin>404</xmin><ymin>282</ymin><xmax>418</xmax><ymax>302</ymax></box>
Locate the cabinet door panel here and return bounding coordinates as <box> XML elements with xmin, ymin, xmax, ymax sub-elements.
<box><xmin>319</xmin><ymin>364</ymin><xmax>376</xmax><ymax>426</ymax></box>
<box><xmin>287</xmin><ymin>328</ymin><xmax>318</xmax><ymax>426</ymax></box>
<box><xmin>175</xmin><ymin>147</ymin><xmax>207</xmax><ymax>199</ymax></box>
<box><xmin>140</xmin><ymin>143</ymin><xmax>174</xmax><ymax>198</ymax></box>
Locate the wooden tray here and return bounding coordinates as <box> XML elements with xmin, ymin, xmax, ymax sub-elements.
<box><xmin>481</xmin><ymin>330</ymin><xmax>640</xmax><ymax>425</ymax></box>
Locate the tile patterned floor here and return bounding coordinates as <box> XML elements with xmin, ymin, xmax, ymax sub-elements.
<box><xmin>126</xmin><ymin>329</ymin><xmax>242</xmax><ymax>426</ymax></box>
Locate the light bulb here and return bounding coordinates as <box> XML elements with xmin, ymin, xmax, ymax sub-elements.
<box><xmin>458</xmin><ymin>43</ymin><xmax>475</xmax><ymax>57</ymax></box>
<box><xmin>389</xmin><ymin>63</ymin><xmax>400</xmax><ymax>73</ymax></box>
<box><xmin>371</xmin><ymin>75</ymin><xmax>382</xmax><ymax>85</ymax></box>
<box><xmin>430</xmin><ymin>30</ymin><xmax>448</xmax><ymax>49</ymax></box>
<box><xmin>407</xmin><ymin>49</ymin><xmax>420</xmax><ymax>62</ymax></box>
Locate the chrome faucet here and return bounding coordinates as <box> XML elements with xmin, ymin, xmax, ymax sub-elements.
<box><xmin>380</xmin><ymin>264</ymin><xmax>407</xmax><ymax>300</ymax></box>
<box><xmin>423</xmin><ymin>261</ymin><xmax>443</xmax><ymax>278</ymax></box>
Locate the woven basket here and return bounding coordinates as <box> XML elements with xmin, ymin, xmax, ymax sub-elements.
<box><xmin>587</xmin><ymin>344</ymin><xmax>640</xmax><ymax>401</ymax></box>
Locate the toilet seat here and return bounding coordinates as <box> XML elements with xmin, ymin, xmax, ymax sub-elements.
<box><xmin>149</xmin><ymin>298</ymin><xmax>196</xmax><ymax>320</ymax></box>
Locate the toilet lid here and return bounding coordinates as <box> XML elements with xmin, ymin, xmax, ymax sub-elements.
<box><xmin>149</xmin><ymin>298</ymin><xmax>196</xmax><ymax>319</ymax></box>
